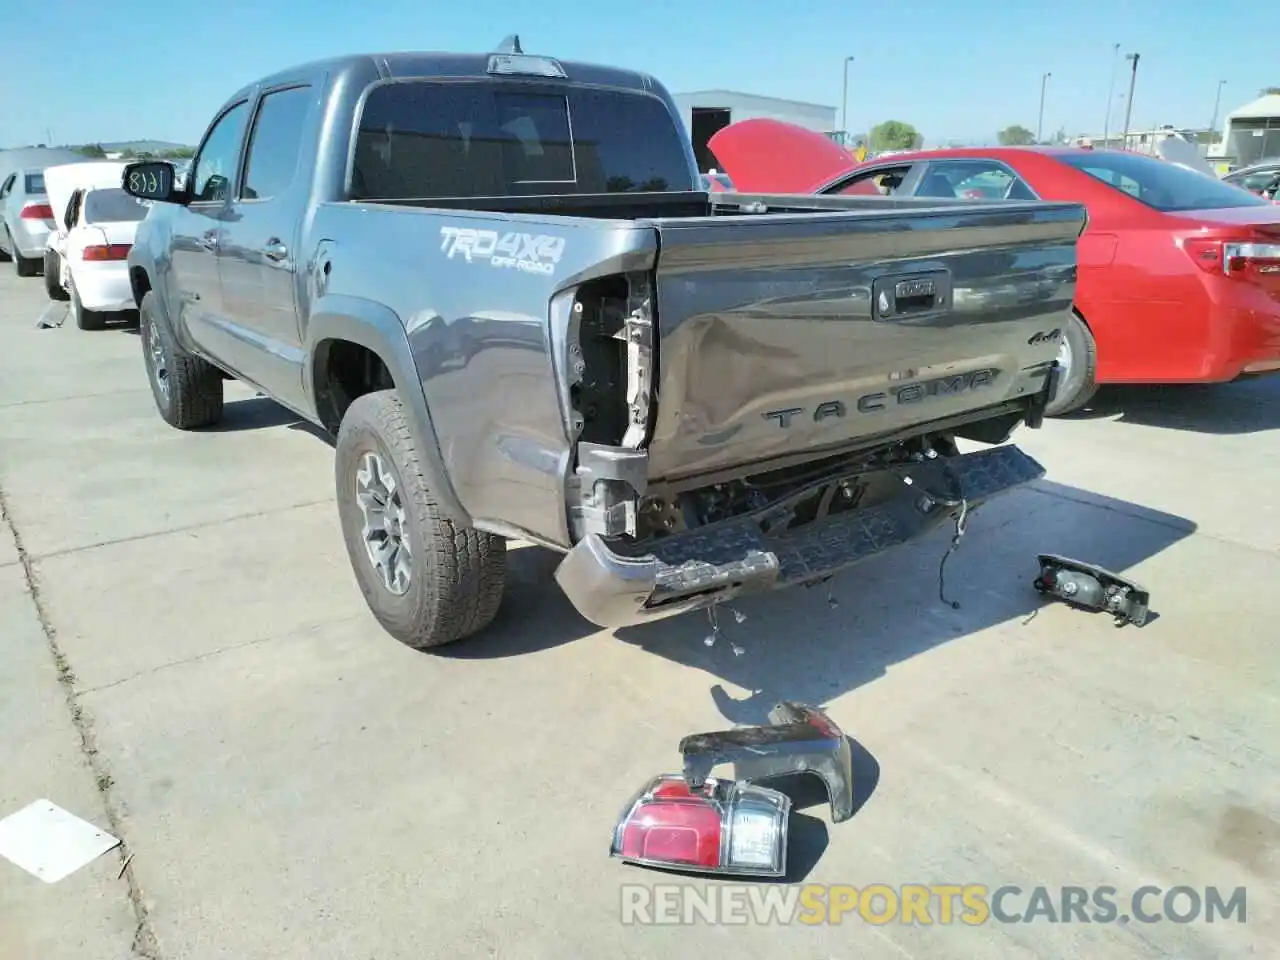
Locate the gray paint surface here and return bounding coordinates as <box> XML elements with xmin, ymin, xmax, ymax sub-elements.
<box><xmin>0</xmin><ymin>262</ymin><xmax>1277</xmax><ymax>959</ymax></box>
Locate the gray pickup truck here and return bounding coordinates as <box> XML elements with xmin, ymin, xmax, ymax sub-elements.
<box><xmin>122</xmin><ymin>40</ymin><xmax>1085</xmax><ymax>650</ymax></box>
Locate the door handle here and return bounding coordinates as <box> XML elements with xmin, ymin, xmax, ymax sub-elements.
<box><xmin>262</xmin><ymin>239</ymin><xmax>289</xmax><ymax>262</ymax></box>
<box><xmin>198</xmin><ymin>232</ymin><xmax>218</xmax><ymax>251</ymax></box>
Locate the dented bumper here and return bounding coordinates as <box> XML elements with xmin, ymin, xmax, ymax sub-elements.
<box><xmin>554</xmin><ymin>443</ymin><xmax>1045</xmax><ymax>630</ymax></box>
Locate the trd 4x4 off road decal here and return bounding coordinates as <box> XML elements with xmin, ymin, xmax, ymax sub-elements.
<box><xmin>438</xmin><ymin>226</ymin><xmax>567</xmax><ymax>276</ymax></box>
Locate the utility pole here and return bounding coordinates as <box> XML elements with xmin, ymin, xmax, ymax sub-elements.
<box><xmin>841</xmin><ymin>55</ymin><xmax>855</xmax><ymax>147</ymax></box>
<box><xmin>1121</xmin><ymin>53</ymin><xmax>1140</xmax><ymax>150</ymax></box>
<box><xmin>1037</xmin><ymin>73</ymin><xmax>1051</xmax><ymax>143</ymax></box>
<box><xmin>1209</xmin><ymin>79</ymin><xmax>1226</xmax><ymax>136</ymax></box>
<box><xmin>1103</xmin><ymin>42</ymin><xmax>1120</xmax><ymax>146</ymax></box>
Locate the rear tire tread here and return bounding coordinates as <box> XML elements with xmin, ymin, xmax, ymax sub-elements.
<box><xmin>1046</xmin><ymin>311</ymin><xmax>1100</xmax><ymax>417</ymax></box>
<box><xmin>141</xmin><ymin>292</ymin><xmax>223</xmax><ymax>429</ymax></box>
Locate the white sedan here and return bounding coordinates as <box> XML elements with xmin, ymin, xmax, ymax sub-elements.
<box><xmin>43</xmin><ymin>161</ymin><xmax>150</xmax><ymax>329</ymax></box>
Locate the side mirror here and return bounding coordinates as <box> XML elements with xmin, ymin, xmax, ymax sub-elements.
<box><xmin>122</xmin><ymin>161</ymin><xmax>181</xmax><ymax>204</ymax></box>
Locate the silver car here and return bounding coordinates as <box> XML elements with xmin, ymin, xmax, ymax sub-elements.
<box><xmin>0</xmin><ymin>168</ymin><xmax>60</xmax><ymax>276</ymax></box>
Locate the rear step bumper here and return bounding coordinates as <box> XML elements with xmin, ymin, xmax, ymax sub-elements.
<box><xmin>555</xmin><ymin>443</ymin><xmax>1045</xmax><ymax>630</ymax></box>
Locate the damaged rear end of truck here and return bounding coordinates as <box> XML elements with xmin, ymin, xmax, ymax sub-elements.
<box><xmin>547</xmin><ymin>193</ymin><xmax>1086</xmax><ymax>628</ymax></box>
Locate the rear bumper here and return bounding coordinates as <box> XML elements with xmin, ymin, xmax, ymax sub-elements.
<box><xmin>12</xmin><ymin>220</ymin><xmax>51</xmax><ymax>259</ymax></box>
<box><xmin>555</xmin><ymin>442</ymin><xmax>1045</xmax><ymax>630</ymax></box>
<box><xmin>72</xmin><ymin>262</ymin><xmax>135</xmax><ymax>312</ymax></box>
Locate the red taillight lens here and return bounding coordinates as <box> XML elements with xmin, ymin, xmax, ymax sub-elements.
<box><xmin>610</xmin><ymin>774</ymin><xmax>791</xmax><ymax>877</ymax></box>
<box><xmin>1182</xmin><ymin>238</ymin><xmax>1280</xmax><ymax>277</ymax></box>
<box><xmin>81</xmin><ymin>244</ymin><xmax>132</xmax><ymax>262</ymax></box>
<box><xmin>21</xmin><ymin>203</ymin><xmax>54</xmax><ymax>221</ymax></box>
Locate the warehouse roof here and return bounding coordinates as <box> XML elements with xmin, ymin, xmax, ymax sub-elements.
<box><xmin>1227</xmin><ymin>94</ymin><xmax>1280</xmax><ymax>120</ymax></box>
<box><xmin>674</xmin><ymin>89</ymin><xmax>835</xmax><ymax>111</ymax></box>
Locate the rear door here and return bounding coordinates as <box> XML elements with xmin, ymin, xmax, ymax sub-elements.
<box><xmin>217</xmin><ymin>82</ymin><xmax>315</xmax><ymax>408</ymax></box>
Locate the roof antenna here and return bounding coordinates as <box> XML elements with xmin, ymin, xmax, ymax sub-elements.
<box><xmin>496</xmin><ymin>34</ymin><xmax>523</xmax><ymax>54</ymax></box>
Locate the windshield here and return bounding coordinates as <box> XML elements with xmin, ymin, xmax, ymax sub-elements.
<box><xmin>24</xmin><ymin>173</ymin><xmax>45</xmax><ymax>194</ymax></box>
<box><xmin>1057</xmin><ymin>151</ymin><xmax>1268</xmax><ymax>212</ymax></box>
<box><xmin>350</xmin><ymin>80</ymin><xmax>695</xmax><ymax>199</ymax></box>
<box><xmin>83</xmin><ymin>187</ymin><xmax>149</xmax><ymax>224</ymax></box>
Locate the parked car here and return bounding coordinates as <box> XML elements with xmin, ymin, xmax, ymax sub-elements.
<box><xmin>121</xmin><ymin>43</ymin><xmax>1083</xmax><ymax>650</ymax></box>
<box><xmin>0</xmin><ymin>146</ymin><xmax>84</xmax><ymax>276</ymax></box>
<box><xmin>1222</xmin><ymin>159</ymin><xmax>1280</xmax><ymax>200</ymax></box>
<box><xmin>710</xmin><ymin>119</ymin><xmax>1280</xmax><ymax>415</ymax></box>
<box><xmin>42</xmin><ymin>160</ymin><xmax>150</xmax><ymax>328</ymax></box>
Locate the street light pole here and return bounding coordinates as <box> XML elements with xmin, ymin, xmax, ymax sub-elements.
<box><xmin>1103</xmin><ymin>42</ymin><xmax>1120</xmax><ymax>145</ymax></box>
<box><xmin>1209</xmin><ymin>79</ymin><xmax>1226</xmax><ymax>136</ymax></box>
<box><xmin>841</xmin><ymin>55</ymin><xmax>855</xmax><ymax>147</ymax></box>
<box><xmin>1037</xmin><ymin>72</ymin><xmax>1051</xmax><ymax>143</ymax></box>
<box><xmin>1121</xmin><ymin>52</ymin><xmax>1140</xmax><ymax>150</ymax></box>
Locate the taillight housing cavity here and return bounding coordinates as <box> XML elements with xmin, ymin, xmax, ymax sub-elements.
<box><xmin>81</xmin><ymin>244</ymin><xmax>132</xmax><ymax>262</ymax></box>
<box><xmin>610</xmin><ymin>774</ymin><xmax>791</xmax><ymax>878</ymax></box>
<box><xmin>21</xmin><ymin>202</ymin><xmax>55</xmax><ymax>221</ymax></box>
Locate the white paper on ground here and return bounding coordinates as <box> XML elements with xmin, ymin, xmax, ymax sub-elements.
<box><xmin>0</xmin><ymin>799</ymin><xmax>120</xmax><ymax>883</ymax></box>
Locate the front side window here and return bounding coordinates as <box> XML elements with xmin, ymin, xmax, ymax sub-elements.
<box><xmin>242</xmin><ymin>85</ymin><xmax>312</xmax><ymax>200</ymax></box>
<box><xmin>350</xmin><ymin>80</ymin><xmax>695</xmax><ymax>199</ymax></box>
<box><xmin>826</xmin><ymin>165</ymin><xmax>913</xmax><ymax>196</ymax></box>
<box><xmin>1058</xmin><ymin>151</ymin><xmax>1269</xmax><ymax>212</ymax></box>
<box><xmin>83</xmin><ymin>188</ymin><xmax>149</xmax><ymax>224</ymax></box>
<box><xmin>190</xmin><ymin>101</ymin><xmax>249</xmax><ymax>203</ymax></box>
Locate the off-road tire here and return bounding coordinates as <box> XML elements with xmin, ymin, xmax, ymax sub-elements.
<box><xmin>44</xmin><ymin>250</ymin><xmax>68</xmax><ymax>300</ymax></box>
<box><xmin>70</xmin><ymin>286</ymin><xmax>106</xmax><ymax>331</ymax></box>
<box><xmin>139</xmin><ymin>291</ymin><xmax>224</xmax><ymax>428</ymax></box>
<box><xmin>335</xmin><ymin>390</ymin><xmax>507</xmax><ymax>649</ymax></box>
<box><xmin>1045</xmin><ymin>311</ymin><xmax>1100</xmax><ymax>417</ymax></box>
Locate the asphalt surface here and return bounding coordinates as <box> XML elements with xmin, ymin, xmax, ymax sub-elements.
<box><xmin>0</xmin><ymin>266</ymin><xmax>1277</xmax><ymax>959</ymax></box>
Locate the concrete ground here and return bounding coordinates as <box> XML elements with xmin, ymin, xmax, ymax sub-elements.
<box><xmin>0</xmin><ymin>266</ymin><xmax>1276</xmax><ymax>960</ymax></box>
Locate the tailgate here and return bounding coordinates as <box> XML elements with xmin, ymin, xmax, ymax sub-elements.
<box><xmin>642</xmin><ymin>200</ymin><xmax>1086</xmax><ymax>482</ymax></box>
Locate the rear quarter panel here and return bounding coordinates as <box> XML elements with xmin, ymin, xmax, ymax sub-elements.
<box><xmin>307</xmin><ymin>201</ymin><xmax>659</xmax><ymax>547</ymax></box>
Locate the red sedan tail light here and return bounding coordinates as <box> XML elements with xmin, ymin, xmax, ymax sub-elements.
<box><xmin>610</xmin><ymin>774</ymin><xmax>791</xmax><ymax>877</ymax></box>
<box><xmin>20</xmin><ymin>202</ymin><xmax>55</xmax><ymax>221</ymax></box>
<box><xmin>1182</xmin><ymin>238</ymin><xmax>1280</xmax><ymax>278</ymax></box>
<box><xmin>81</xmin><ymin>244</ymin><xmax>132</xmax><ymax>262</ymax></box>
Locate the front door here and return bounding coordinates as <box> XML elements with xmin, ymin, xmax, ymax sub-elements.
<box><xmin>217</xmin><ymin>83</ymin><xmax>315</xmax><ymax>409</ymax></box>
<box><xmin>169</xmin><ymin>100</ymin><xmax>251</xmax><ymax>355</ymax></box>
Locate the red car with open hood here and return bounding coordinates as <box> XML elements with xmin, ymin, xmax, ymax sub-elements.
<box><xmin>709</xmin><ymin>119</ymin><xmax>1280</xmax><ymax>415</ymax></box>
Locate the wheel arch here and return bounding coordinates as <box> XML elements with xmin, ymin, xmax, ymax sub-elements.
<box><xmin>306</xmin><ymin>295</ymin><xmax>469</xmax><ymax>524</ymax></box>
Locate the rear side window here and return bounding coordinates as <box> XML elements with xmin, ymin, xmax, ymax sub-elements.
<box><xmin>1057</xmin><ymin>151</ymin><xmax>1268</xmax><ymax>212</ymax></box>
<box><xmin>83</xmin><ymin>188</ymin><xmax>149</xmax><ymax>224</ymax></box>
<box><xmin>24</xmin><ymin>173</ymin><xmax>45</xmax><ymax>194</ymax></box>
<box><xmin>242</xmin><ymin>85</ymin><xmax>312</xmax><ymax>200</ymax></box>
<box><xmin>350</xmin><ymin>80</ymin><xmax>695</xmax><ymax>199</ymax></box>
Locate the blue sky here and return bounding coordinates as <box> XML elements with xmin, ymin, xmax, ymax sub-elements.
<box><xmin>3</xmin><ymin>0</ymin><xmax>1273</xmax><ymax>148</ymax></box>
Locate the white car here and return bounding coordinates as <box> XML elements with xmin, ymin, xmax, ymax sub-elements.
<box><xmin>42</xmin><ymin>161</ymin><xmax>150</xmax><ymax>329</ymax></box>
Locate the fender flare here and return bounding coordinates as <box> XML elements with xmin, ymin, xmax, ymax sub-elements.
<box><xmin>306</xmin><ymin>295</ymin><xmax>469</xmax><ymax>524</ymax></box>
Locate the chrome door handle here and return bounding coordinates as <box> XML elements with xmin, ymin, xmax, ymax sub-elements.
<box><xmin>198</xmin><ymin>233</ymin><xmax>218</xmax><ymax>251</ymax></box>
<box><xmin>263</xmin><ymin>240</ymin><xmax>289</xmax><ymax>262</ymax></box>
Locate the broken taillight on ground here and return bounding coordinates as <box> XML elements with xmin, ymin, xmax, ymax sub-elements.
<box><xmin>610</xmin><ymin>774</ymin><xmax>791</xmax><ymax>878</ymax></box>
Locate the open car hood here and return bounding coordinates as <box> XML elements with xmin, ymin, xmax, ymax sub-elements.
<box><xmin>707</xmin><ymin>118</ymin><xmax>858</xmax><ymax>193</ymax></box>
<box><xmin>1156</xmin><ymin>136</ymin><xmax>1218</xmax><ymax>179</ymax></box>
<box><xmin>42</xmin><ymin>161</ymin><xmax>128</xmax><ymax>236</ymax></box>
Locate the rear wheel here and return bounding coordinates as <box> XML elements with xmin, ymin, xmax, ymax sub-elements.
<box><xmin>335</xmin><ymin>390</ymin><xmax>507</xmax><ymax>649</ymax></box>
<box><xmin>12</xmin><ymin>237</ymin><xmax>39</xmax><ymax>277</ymax></box>
<box><xmin>139</xmin><ymin>291</ymin><xmax>224</xmax><ymax>428</ymax></box>
<box><xmin>44</xmin><ymin>250</ymin><xmax>68</xmax><ymax>300</ymax></box>
<box><xmin>70</xmin><ymin>285</ymin><xmax>106</xmax><ymax>330</ymax></box>
<box><xmin>1045</xmin><ymin>311</ymin><xmax>1099</xmax><ymax>417</ymax></box>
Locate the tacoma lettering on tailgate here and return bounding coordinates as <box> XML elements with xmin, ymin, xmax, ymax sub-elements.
<box><xmin>762</xmin><ymin>368</ymin><xmax>1000</xmax><ymax>428</ymax></box>
<box><xmin>438</xmin><ymin>226</ymin><xmax>566</xmax><ymax>276</ymax></box>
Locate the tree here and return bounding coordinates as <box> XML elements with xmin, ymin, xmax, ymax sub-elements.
<box><xmin>160</xmin><ymin>146</ymin><xmax>195</xmax><ymax>159</ymax></box>
<box><xmin>998</xmin><ymin>124</ymin><xmax>1035</xmax><ymax>146</ymax></box>
<box><xmin>869</xmin><ymin>120</ymin><xmax>921</xmax><ymax>152</ymax></box>
<box><xmin>75</xmin><ymin>143</ymin><xmax>107</xmax><ymax>158</ymax></box>
<box><xmin>1261</xmin><ymin>87</ymin><xmax>1280</xmax><ymax>96</ymax></box>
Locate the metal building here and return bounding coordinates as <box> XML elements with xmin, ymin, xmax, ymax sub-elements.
<box><xmin>1218</xmin><ymin>93</ymin><xmax>1280</xmax><ymax>170</ymax></box>
<box><xmin>672</xmin><ymin>90</ymin><xmax>837</xmax><ymax>172</ymax></box>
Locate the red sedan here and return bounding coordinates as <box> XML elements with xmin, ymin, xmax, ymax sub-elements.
<box><xmin>708</xmin><ymin>120</ymin><xmax>1280</xmax><ymax>415</ymax></box>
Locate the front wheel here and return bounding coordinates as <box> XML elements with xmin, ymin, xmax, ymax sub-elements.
<box><xmin>1045</xmin><ymin>312</ymin><xmax>1100</xmax><ymax>417</ymax></box>
<box><xmin>44</xmin><ymin>250</ymin><xmax>68</xmax><ymax>300</ymax></box>
<box><xmin>335</xmin><ymin>390</ymin><xmax>507</xmax><ymax>649</ymax></box>
<box><xmin>139</xmin><ymin>291</ymin><xmax>224</xmax><ymax>428</ymax></box>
